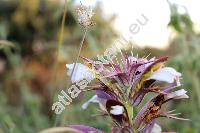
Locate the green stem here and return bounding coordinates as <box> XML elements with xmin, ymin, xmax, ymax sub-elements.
<box><xmin>124</xmin><ymin>102</ymin><xmax>137</xmax><ymax>132</ymax></box>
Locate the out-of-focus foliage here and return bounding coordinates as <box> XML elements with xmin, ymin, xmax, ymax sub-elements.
<box><xmin>0</xmin><ymin>0</ymin><xmax>116</xmax><ymax>132</ymax></box>
<box><xmin>168</xmin><ymin>4</ymin><xmax>193</xmax><ymax>33</ymax></box>
<box><xmin>165</xmin><ymin>3</ymin><xmax>200</xmax><ymax>133</ymax></box>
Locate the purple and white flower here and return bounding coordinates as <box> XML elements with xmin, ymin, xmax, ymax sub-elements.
<box><xmin>66</xmin><ymin>50</ymin><xmax>189</xmax><ymax>133</ymax></box>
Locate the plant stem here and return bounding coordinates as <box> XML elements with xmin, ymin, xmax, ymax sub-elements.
<box><xmin>53</xmin><ymin>0</ymin><xmax>67</xmax><ymax>127</ymax></box>
<box><xmin>69</xmin><ymin>28</ymin><xmax>87</xmax><ymax>80</ymax></box>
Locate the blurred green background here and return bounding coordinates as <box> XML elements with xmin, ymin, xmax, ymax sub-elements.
<box><xmin>0</xmin><ymin>0</ymin><xmax>199</xmax><ymax>133</ymax></box>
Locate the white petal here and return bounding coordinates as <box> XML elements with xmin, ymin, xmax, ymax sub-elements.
<box><xmin>172</xmin><ymin>89</ymin><xmax>189</xmax><ymax>99</ymax></box>
<box><xmin>66</xmin><ymin>63</ymin><xmax>95</xmax><ymax>83</ymax></box>
<box><xmin>151</xmin><ymin>123</ymin><xmax>162</xmax><ymax>133</ymax></box>
<box><xmin>148</xmin><ymin>67</ymin><xmax>181</xmax><ymax>83</ymax></box>
<box><xmin>166</xmin><ymin>89</ymin><xmax>189</xmax><ymax>99</ymax></box>
<box><xmin>173</xmin><ymin>89</ymin><xmax>187</xmax><ymax>96</ymax></box>
<box><xmin>110</xmin><ymin>105</ymin><xmax>124</xmax><ymax>115</ymax></box>
<box><xmin>176</xmin><ymin>94</ymin><xmax>189</xmax><ymax>99</ymax></box>
<box><xmin>82</xmin><ymin>95</ymin><xmax>99</xmax><ymax>109</ymax></box>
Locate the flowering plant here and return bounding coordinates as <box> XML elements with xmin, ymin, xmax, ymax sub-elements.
<box><xmin>66</xmin><ymin>52</ymin><xmax>189</xmax><ymax>133</ymax></box>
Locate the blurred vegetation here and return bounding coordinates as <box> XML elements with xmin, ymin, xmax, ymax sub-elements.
<box><xmin>0</xmin><ymin>0</ymin><xmax>199</xmax><ymax>133</ymax></box>
<box><xmin>0</xmin><ymin>0</ymin><xmax>116</xmax><ymax>132</ymax></box>
<box><xmin>165</xmin><ymin>3</ymin><xmax>200</xmax><ymax>133</ymax></box>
